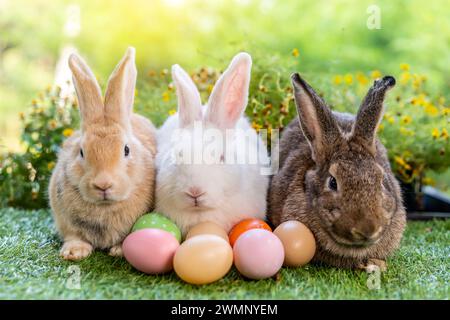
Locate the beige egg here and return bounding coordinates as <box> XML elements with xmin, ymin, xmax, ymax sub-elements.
<box><xmin>185</xmin><ymin>221</ymin><xmax>229</xmax><ymax>242</ymax></box>
<box><xmin>273</xmin><ymin>220</ymin><xmax>316</xmax><ymax>267</ymax></box>
<box><xmin>174</xmin><ymin>235</ymin><xmax>233</xmax><ymax>285</ymax></box>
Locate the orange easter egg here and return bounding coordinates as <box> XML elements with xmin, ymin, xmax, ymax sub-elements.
<box><xmin>229</xmin><ymin>218</ymin><xmax>272</xmax><ymax>247</ymax></box>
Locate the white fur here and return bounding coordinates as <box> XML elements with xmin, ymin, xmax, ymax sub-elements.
<box><xmin>155</xmin><ymin>53</ymin><xmax>269</xmax><ymax>235</ymax></box>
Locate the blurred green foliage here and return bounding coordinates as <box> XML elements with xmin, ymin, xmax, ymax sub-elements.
<box><xmin>0</xmin><ymin>88</ymin><xmax>79</xmax><ymax>208</ymax></box>
<box><xmin>1</xmin><ymin>54</ymin><xmax>449</xmax><ymax>208</ymax></box>
<box><xmin>1</xmin><ymin>0</ymin><xmax>449</xmax><ymax>150</ymax></box>
<box><xmin>0</xmin><ymin>0</ymin><xmax>449</xmax><ymax>207</ymax></box>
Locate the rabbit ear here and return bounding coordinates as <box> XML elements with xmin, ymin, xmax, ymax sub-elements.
<box><xmin>104</xmin><ymin>47</ymin><xmax>137</xmax><ymax>129</ymax></box>
<box><xmin>68</xmin><ymin>53</ymin><xmax>104</xmax><ymax>129</ymax></box>
<box><xmin>172</xmin><ymin>64</ymin><xmax>202</xmax><ymax>127</ymax></box>
<box><xmin>291</xmin><ymin>73</ymin><xmax>340</xmax><ymax>161</ymax></box>
<box><xmin>205</xmin><ymin>52</ymin><xmax>252</xmax><ymax>129</ymax></box>
<box><xmin>352</xmin><ymin>76</ymin><xmax>396</xmax><ymax>152</ymax></box>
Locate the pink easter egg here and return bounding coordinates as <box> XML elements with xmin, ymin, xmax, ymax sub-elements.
<box><xmin>233</xmin><ymin>229</ymin><xmax>285</xmax><ymax>280</ymax></box>
<box><xmin>122</xmin><ymin>229</ymin><xmax>179</xmax><ymax>274</ymax></box>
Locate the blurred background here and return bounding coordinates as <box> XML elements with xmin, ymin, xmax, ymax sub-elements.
<box><xmin>1</xmin><ymin>0</ymin><xmax>449</xmax><ymax>151</ymax></box>
<box><xmin>0</xmin><ymin>0</ymin><xmax>449</xmax><ymax>208</ymax></box>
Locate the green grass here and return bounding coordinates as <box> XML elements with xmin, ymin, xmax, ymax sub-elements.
<box><xmin>0</xmin><ymin>208</ymin><xmax>448</xmax><ymax>299</ymax></box>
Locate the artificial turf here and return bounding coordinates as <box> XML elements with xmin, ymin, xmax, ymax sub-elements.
<box><xmin>0</xmin><ymin>208</ymin><xmax>448</xmax><ymax>299</ymax></box>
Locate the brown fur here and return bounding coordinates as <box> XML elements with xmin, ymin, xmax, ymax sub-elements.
<box><xmin>268</xmin><ymin>74</ymin><xmax>406</xmax><ymax>269</ymax></box>
<box><xmin>49</xmin><ymin>48</ymin><xmax>156</xmax><ymax>261</ymax></box>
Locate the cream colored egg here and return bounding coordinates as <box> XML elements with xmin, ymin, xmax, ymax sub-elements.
<box><xmin>273</xmin><ymin>220</ymin><xmax>316</xmax><ymax>267</ymax></box>
<box><xmin>185</xmin><ymin>221</ymin><xmax>229</xmax><ymax>242</ymax></box>
<box><xmin>174</xmin><ymin>235</ymin><xmax>233</xmax><ymax>285</ymax></box>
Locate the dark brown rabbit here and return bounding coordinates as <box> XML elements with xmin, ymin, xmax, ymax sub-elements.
<box><xmin>268</xmin><ymin>73</ymin><xmax>406</xmax><ymax>270</ymax></box>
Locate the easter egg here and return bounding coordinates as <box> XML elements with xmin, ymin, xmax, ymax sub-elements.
<box><xmin>173</xmin><ymin>235</ymin><xmax>233</xmax><ymax>285</ymax></box>
<box><xmin>233</xmin><ymin>229</ymin><xmax>284</xmax><ymax>280</ymax></box>
<box><xmin>185</xmin><ymin>221</ymin><xmax>229</xmax><ymax>242</ymax></box>
<box><xmin>273</xmin><ymin>220</ymin><xmax>316</xmax><ymax>267</ymax></box>
<box><xmin>132</xmin><ymin>213</ymin><xmax>181</xmax><ymax>242</ymax></box>
<box><xmin>122</xmin><ymin>229</ymin><xmax>179</xmax><ymax>274</ymax></box>
<box><xmin>228</xmin><ymin>218</ymin><xmax>272</xmax><ymax>247</ymax></box>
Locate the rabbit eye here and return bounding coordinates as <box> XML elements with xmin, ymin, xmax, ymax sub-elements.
<box><xmin>80</xmin><ymin>148</ymin><xmax>84</xmax><ymax>158</ymax></box>
<box><xmin>124</xmin><ymin>145</ymin><xmax>130</xmax><ymax>157</ymax></box>
<box><xmin>328</xmin><ymin>175</ymin><xmax>338</xmax><ymax>191</ymax></box>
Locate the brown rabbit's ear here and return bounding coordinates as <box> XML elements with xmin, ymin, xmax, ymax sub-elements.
<box><xmin>291</xmin><ymin>73</ymin><xmax>340</xmax><ymax>162</ymax></box>
<box><xmin>351</xmin><ymin>76</ymin><xmax>396</xmax><ymax>152</ymax></box>
<box><xmin>68</xmin><ymin>53</ymin><xmax>104</xmax><ymax>129</ymax></box>
<box><xmin>104</xmin><ymin>47</ymin><xmax>137</xmax><ymax>129</ymax></box>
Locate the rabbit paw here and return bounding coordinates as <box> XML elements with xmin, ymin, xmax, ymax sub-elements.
<box><xmin>358</xmin><ymin>258</ymin><xmax>387</xmax><ymax>272</ymax></box>
<box><xmin>60</xmin><ymin>240</ymin><xmax>93</xmax><ymax>261</ymax></box>
<box><xmin>108</xmin><ymin>244</ymin><xmax>123</xmax><ymax>257</ymax></box>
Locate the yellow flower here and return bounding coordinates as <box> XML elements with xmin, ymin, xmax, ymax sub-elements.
<box><xmin>442</xmin><ymin>128</ymin><xmax>449</xmax><ymax>139</ymax></box>
<box><xmin>443</xmin><ymin>108</ymin><xmax>450</xmax><ymax>116</ymax></box>
<box><xmin>410</xmin><ymin>94</ymin><xmax>426</xmax><ymax>106</ymax></box>
<box><xmin>252</xmin><ymin>121</ymin><xmax>263</xmax><ymax>131</ymax></box>
<box><xmin>401</xmin><ymin>115</ymin><xmax>412</xmax><ymax>124</ymax></box>
<box><xmin>399</xmin><ymin>72</ymin><xmax>411</xmax><ymax>85</ymax></box>
<box><xmin>47</xmin><ymin>162</ymin><xmax>55</xmax><ymax>170</ymax></box>
<box><xmin>162</xmin><ymin>91</ymin><xmax>170</xmax><ymax>102</ymax></box>
<box><xmin>371</xmin><ymin>70</ymin><xmax>382</xmax><ymax>79</ymax></box>
<box><xmin>394</xmin><ymin>156</ymin><xmax>412</xmax><ymax>170</ymax></box>
<box><xmin>400</xmin><ymin>63</ymin><xmax>410</xmax><ymax>71</ymax></box>
<box><xmin>377</xmin><ymin>123</ymin><xmax>384</xmax><ymax>132</ymax></box>
<box><xmin>412</xmin><ymin>74</ymin><xmax>423</xmax><ymax>89</ymax></box>
<box><xmin>33</xmin><ymin>107</ymin><xmax>44</xmax><ymax>114</ymax></box>
<box><xmin>438</xmin><ymin>96</ymin><xmax>446</xmax><ymax>106</ymax></box>
<box><xmin>168</xmin><ymin>109</ymin><xmax>176</xmax><ymax>116</ymax></box>
<box><xmin>333</xmin><ymin>75</ymin><xmax>343</xmax><ymax>85</ymax></box>
<box><xmin>344</xmin><ymin>74</ymin><xmax>353</xmax><ymax>85</ymax></box>
<box><xmin>356</xmin><ymin>72</ymin><xmax>369</xmax><ymax>85</ymax></box>
<box><xmin>432</xmin><ymin>128</ymin><xmax>440</xmax><ymax>139</ymax></box>
<box><xmin>160</xmin><ymin>69</ymin><xmax>168</xmax><ymax>76</ymax></box>
<box><xmin>148</xmin><ymin>70</ymin><xmax>156</xmax><ymax>77</ymax></box>
<box><xmin>49</xmin><ymin>120</ymin><xmax>58</xmax><ymax>129</ymax></box>
<box><xmin>63</xmin><ymin>128</ymin><xmax>74</xmax><ymax>137</ymax></box>
<box><xmin>422</xmin><ymin>177</ymin><xmax>435</xmax><ymax>186</ymax></box>
<box><xmin>19</xmin><ymin>112</ymin><xmax>25</xmax><ymax>120</ymax></box>
<box><xmin>384</xmin><ymin>114</ymin><xmax>395</xmax><ymax>124</ymax></box>
<box><xmin>400</xmin><ymin>126</ymin><xmax>414</xmax><ymax>136</ymax></box>
<box><xmin>291</xmin><ymin>48</ymin><xmax>300</xmax><ymax>58</ymax></box>
<box><xmin>424</xmin><ymin>102</ymin><xmax>439</xmax><ymax>116</ymax></box>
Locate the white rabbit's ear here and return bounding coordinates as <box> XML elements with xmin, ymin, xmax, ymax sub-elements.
<box><xmin>104</xmin><ymin>47</ymin><xmax>137</xmax><ymax>129</ymax></box>
<box><xmin>206</xmin><ymin>52</ymin><xmax>252</xmax><ymax>129</ymax></box>
<box><xmin>68</xmin><ymin>53</ymin><xmax>104</xmax><ymax>129</ymax></box>
<box><xmin>172</xmin><ymin>64</ymin><xmax>202</xmax><ymax>127</ymax></box>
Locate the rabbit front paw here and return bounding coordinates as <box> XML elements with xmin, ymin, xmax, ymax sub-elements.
<box><xmin>60</xmin><ymin>240</ymin><xmax>93</xmax><ymax>261</ymax></box>
<box><xmin>108</xmin><ymin>244</ymin><xmax>123</xmax><ymax>257</ymax></box>
<box><xmin>358</xmin><ymin>258</ymin><xmax>387</xmax><ymax>272</ymax></box>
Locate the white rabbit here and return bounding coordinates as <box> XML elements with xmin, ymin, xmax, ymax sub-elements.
<box><xmin>155</xmin><ymin>53</ymin><xmax>269</xmax><ymax>235</ymax></box>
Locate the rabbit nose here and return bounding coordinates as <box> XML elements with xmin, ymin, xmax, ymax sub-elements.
<box><xmin>93</xmin><ymin>180</ymin><xmax>113</xmax><ymax>192</ymax></box>
<box><xmin>351</xmin><ymin>226</ymin><xmax>382</xmax><ymax>242</ymax></box>
<box><xmin>185</xmin><ymin>187</ymin><xmax>205</xmax><ymax>199</ymax></box>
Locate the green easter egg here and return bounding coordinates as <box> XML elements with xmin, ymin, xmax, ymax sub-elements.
<box><xmin>132</xmin><ymin>213</ymin><xmax>181</xmax><ymax>242</ymax></box>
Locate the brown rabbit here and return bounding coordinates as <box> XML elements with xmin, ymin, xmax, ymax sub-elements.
<box><xmin>268</xmin><ymin>73</ymin><xmax>406</xmax><ymax>270</ymax></box>
<box><xmin>49</xmin><ymin>47</ymin><xmax>157</xmax><ymax>261</ymax></box>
